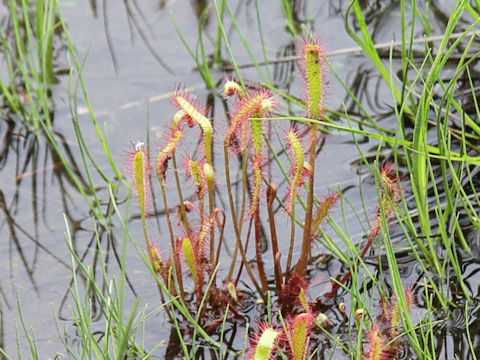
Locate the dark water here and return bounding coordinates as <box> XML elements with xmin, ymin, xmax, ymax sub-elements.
<box><xmin>1</xmin><ymin>0</ymin><xmax>478</xmax><ymax>358</ymax></box>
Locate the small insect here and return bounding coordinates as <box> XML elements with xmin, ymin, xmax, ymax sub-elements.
<box><xmin>134</xmin><ymin>141</ymin><xmax>144</xmax><ymax>151</ymax></box>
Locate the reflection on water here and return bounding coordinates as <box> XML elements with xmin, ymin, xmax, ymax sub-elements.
<box><xmin>0</xmin><ymin>0</ymin><xmax>479</xmax><ymax>358</ymax></box>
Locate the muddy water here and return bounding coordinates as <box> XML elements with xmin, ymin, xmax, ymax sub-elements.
<box><xmin>0</xmin><ymin>0</ymin><xmax>474</xmax><ymax>358</ymax></box>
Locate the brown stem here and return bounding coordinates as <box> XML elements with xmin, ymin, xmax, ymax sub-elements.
<box><xmin>234</xmin><ymin>217</ymin><xmax>251</xmax><ymax>283</ymax></box>
<box><xmin>286</xmin><ymin>201</ymin><xmax>296</xmax><ymax>279</ymax></box>
<box><xmin>223</xmin><ymin>146</ymin><xmax>265</xmax><ymax>299</ymax></box>
<box><xmin>137</xmin><ymin>177</ymin><xmax>175</xmax><ymax>312</ymax></box>
<box><xmin>159</xmin><ymin>176</ymin><xmax>185</xmax><ymax>299</ymax></box>
<box><xmin>225</xmin><ymin>145</ymin><xmax>248</xmax><ymax>281</ymax></box>
<box><xmin>172</xmin><ymin>153</ymin><xmax>191</xmax><ymax>233</ymax></box>
<box><xmin>295</xmin><ymin>126</ymin><xmax>318</xmax><ymax>277</ymax></box>
<box><xmin>233</xmin><ymin>217</ymin><xmax>266</xmax><ymax>301</ymax></box>
<box><xmin>198</xmin><ymin>191</ymin><xmax>205</xmax><ymax>220</ymax></box>
<box><xmin>214</xmin><ymin>208</ymin><xmax>226</xmax><ymax>268</ymax></box>
<box><xmin>267</xmin><ymin>183</ymin><xmax>283</xmax><ymax>292</ymax></box>
<box><xmin>208</xmin><ymin>184</ymin><xmax>215</xmax><ymax>263</ymax></box>
<box><xmin>254</xmin><ymin>212</ymin><xmax>269</xmax><ymax>292</ymax></box>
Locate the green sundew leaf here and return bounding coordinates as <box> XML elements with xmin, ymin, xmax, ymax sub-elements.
<box><xmin>182</xmin><ymin>237</ymin><xmax>199</xmax><ymax>287</ymax></box>
<box><xmin>286</xmin><ymin>130</ymin><xmax>305</xmax><ymax>213</ymax></box>
<box><xmin>226</xmin><ymin>91</ymin><xmax>268</xmax><ymax>146</ymax></box>
<box><xmin>134</xmin><ymin>150</ymin><xmax>147</xmax><ymax>219</ymax></box>
<box><xmin>298</xmin><ymin>288</ymin><xmax>309</xmax><ymax>313</ymax></box>
<box><xmin>290</xmin><ymin>313</ymin><xmax>310</xmax><ymax>360</ymax></box>
<box><xmin>304</xmin><ymin>43</ymin><xmax>324</xmax><ymax>120</ymax></box>
<box><xmin>176</xmin><ymin>95</ymin><xmax>213</xmax><ymax>164</ymax></box>
<box><xmin>251</xmin><ymin>166</ymin><xmax>263</xmax><ymax>215</ymax></box>
<box><xmin>251</xmin><ymin>116</ymin><xmax>264</xmax><ymax>155</ymax></box>
<box><xmin>253</xmin><ymin>327</ymin><xmax>279</xmax><ymax>360</ymax></box>
<box><xmin>156</xmin><ymin>129</ymin><xmax>183</xmax><ymax>179</ymax></box>
<box><xmin>188</xmin><ymin>159</ymin><xmax>204</xmax><ymax>186</ymax></box>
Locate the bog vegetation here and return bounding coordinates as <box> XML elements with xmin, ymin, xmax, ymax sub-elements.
<box><xmin>1</xmin><ymin>0</ymin><xmax>480</xmax><ymax>359</ymax></box>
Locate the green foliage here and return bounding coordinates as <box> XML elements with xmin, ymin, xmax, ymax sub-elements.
<box><xmin>4</xmin><ymin>0</ymin><xmax>480</xmax><ymax>359</ymax></box>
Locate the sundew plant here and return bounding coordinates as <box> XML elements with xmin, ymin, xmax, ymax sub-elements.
<box><xmin>125</xmin><ymin>2</ymin><xmax>480</xmax><ymax>359</ymax></box>
<box><xmin>2</xmin><ymin>0</ymin><xmax>480</xmax><ymax>359</ymax></box>
<box><xmin>127</xmin><ymin>29</ymin><xmax>437</xmax><ymax>360</ymax></box>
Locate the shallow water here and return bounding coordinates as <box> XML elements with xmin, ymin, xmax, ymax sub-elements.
<box><xmin>0</xmin><ymin>0</ymin><xmax>477</xmax><ymax>358</ymax></box>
